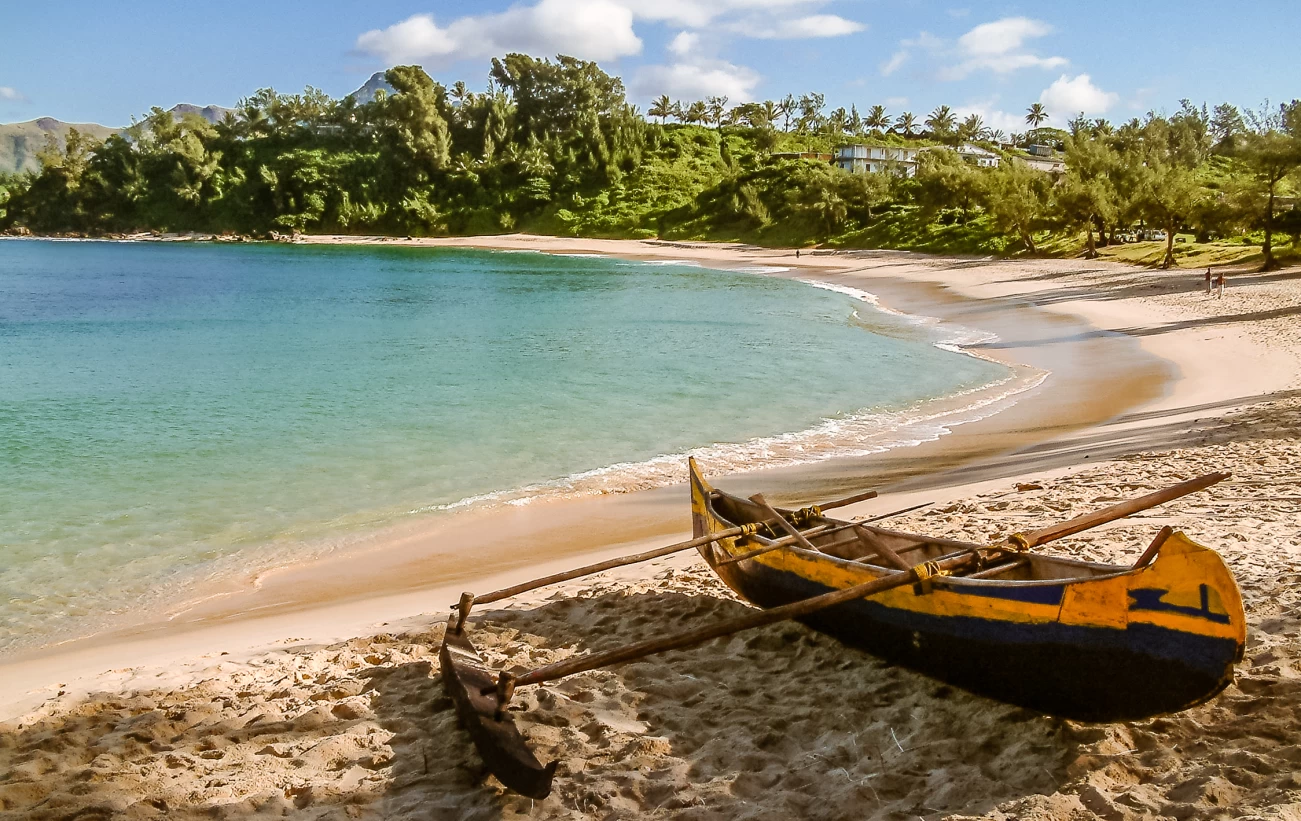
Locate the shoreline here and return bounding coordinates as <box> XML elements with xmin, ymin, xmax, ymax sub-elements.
<box><xmin>5</xmin><ymin>237</ymin><xmax>1301</xmax><ymax>818</ymax></box>
<box><xmin>0</xmin><ymin>236</ymin><xmax>1195</xmax><ymax>719</ymax></box>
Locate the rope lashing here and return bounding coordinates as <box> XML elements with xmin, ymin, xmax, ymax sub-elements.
<box><xmin>1006</xmin><ymin>532</ymin><xmax>1032</xmax><ymax>552</ymax></box>
<box><xmin>790</xmin><ymin>505</ymin><xmax>823</xmax><ymax>527</ymax></box>
<box><xmin>738</xmin><ymin>522</ymin><xmax>759</xmax><ymax>537</ymax></box>
<box><xmin>910</xmin><ymin>560</ymin><xmax>949</xmax><ymax>595</ymax></box>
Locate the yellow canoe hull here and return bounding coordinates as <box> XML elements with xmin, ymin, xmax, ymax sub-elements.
<box><xmin>690</xmin><ymin>461</ymin><xmax>1245</xmax><ymax>721</ymax></box>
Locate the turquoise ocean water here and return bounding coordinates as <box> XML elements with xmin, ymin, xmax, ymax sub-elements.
<box><xmin>0</xmin><ymin>240</ymin><xmax>1011</xmax><ymax>655</ymax></box>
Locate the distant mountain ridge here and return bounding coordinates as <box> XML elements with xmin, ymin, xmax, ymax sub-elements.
<box><xmin>0</xmin><ymin>118</ymin><xmax>117</xmax><ymax>175</ymax></box>
<box><xmin>0</xmin><ymin>104</ymin><xmax>236</xmax><ymax>174</ymax></box>
<box><xmin>1</xmin><ymin>82</ymin><xmax>389</xmax><ymax>175</ymax></box>
<box><xmin>169</xmin><ymin>103</ymin><xmax>237</xmax><ymax>124</ymax></box>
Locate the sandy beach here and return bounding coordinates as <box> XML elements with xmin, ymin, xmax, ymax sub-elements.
<box><xmin>3</xmin><ymin>237</ymin><xmax>1300</xmax><ymax>820</ymax></box>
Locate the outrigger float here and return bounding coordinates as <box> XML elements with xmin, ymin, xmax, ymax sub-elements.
<box><xmin>441</xmin><ymin>459</ymin><xmax>1245</xmax><ymax>798</ymax></box>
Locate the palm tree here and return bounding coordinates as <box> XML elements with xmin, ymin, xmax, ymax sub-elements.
<box><xmin>895</xmin><ymin>111</ymin><xmax>918</xmax><ymax>138</ymax></box>
<box><xmin>989</xmin><ymin>129</ymin><xmax>1007</xmax><ymax>144</ymax></box>
<box><xmin>957</xmin><ymin>113</ymin><xmax>985</xmax><ymax>143</ymax></box>
<box><xmin>864</xmin><ymin>105</ymin><xmax>890</xmax><ymax>132</ymax></box>
<box><xmin>827</xmin><ymin>106</ymin><xmax>848</xmax><ymax>136</ymax></box>
<box><xmin>706</xmin><ymin>96</ymin><xmax>729</xmax><ymax>132</ymax></box>
<box><xmin>1025</xmin><ymin>102</ymin><xmax>1048</xmax><ymax>128</ymax></box>
<box><xmin>798</xmin><ymin>92</ymin><xmax>826</xmax><ymax>133</ymax></box>
<box><xmin>848</xmin><ymin>104</ymin><xmax>863</xmax><ymax>134</ymax></box>
<box><xmin>778</xmin><ymin>95</ymin><xmax>796</xmax><ymax>132</ymax></box>
<box><xmin>683</xmin><ymin>100</ymin><xmax>708</xmax><ymax>125</ymax></box>
<box><xmin>926</xmin><ymin>105</ymin><xmax>957</xmax><ymax>137</ymax></box>
<box><xmin>761</xmin><ymin>100</ymin><xmax>780</xmax><ymax>129</ymax></box>
<box><xmin>648</xmin><ymin>95</ymin><xmax>673</xmax><ymax>124</ymax></box>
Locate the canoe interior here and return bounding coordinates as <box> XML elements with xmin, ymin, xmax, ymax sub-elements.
<box><xmin>708</xmin><ymin>490</ymin><xmax>1124</xmax><ymax>585</ymax></box>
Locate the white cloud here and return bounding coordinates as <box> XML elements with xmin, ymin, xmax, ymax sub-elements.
<box><xmin>355</xmin><ymin>0</ymin><xmax>643</xmax><ymax>65</ymax></box>
<box><xmin>884</xmin><ymin>96</ymin><xmax>909</xmax><ymax>108</ymax></box>
<box><xmin>668</xmin><ymin>31</ymin><xmax>698</xmax><ymax>56</ymax></box>
<box><xmin>0</xmin><ymin>86</ymin><xmax>25</xmax><ymax>102</ymax></box>
<box><xmin>957</xmin><ymin>17</ymin><xmax>1049</xmax><ymax>57</ymax></box>
<box><xmin>632</xmin><ymin>59</ymin><xmax>760</xmax><ymax>100</ymax></box>
<box><xmin>617</xmin><ymin>0</ymin><xmax>824</xmax><ymax>28</ymax></box>
<box><xmin>941</xmin><ymin>17</ymin><xmax>1067</xmax><ymax>79</ymax></box>
<box><xmin>880</xmin><ymin>51</ymin><xmax>908</xmax><ymax>76</ymax></box>
<box><xmin>879</xmin><ymin>31</ymin><xmax>942</xmax><ymax>77</ymax></box>
<box><xmin>1039</xmin><ymin>74</ymin><xmax>1118</xmax><ymax>118</ymax></box>
<box><xmin>885</xmin><ymin>17</ymin><xmax>1066</xmax><ymax>81</ymax></box>
<box><xmin>728</xmin><ymin>14</ymin><xmax>864</xmax><ymax>39</ymax></box>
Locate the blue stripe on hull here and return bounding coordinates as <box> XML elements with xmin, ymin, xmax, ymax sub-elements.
<box><xmin>729</xmin><ymin>561</ymin><xmax>1237</xmax><ymax>721</ymax></box>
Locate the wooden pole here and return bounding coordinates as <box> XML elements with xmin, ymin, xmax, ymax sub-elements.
<box><xmin>816</xmin><ymin>487</ymin><xmax>879</xmax><ymax>511</ymax></box>
<box><xmin>750</xmin><ymin>493</ymin><xmax>819</xmax><ymax>551</ymax></box>
<box><xmin>510</xmin><ymin>550</ymin><xmax>975</xmax><ymax>689</ymax></box>
<box><xmin>1012</xmin><ymin>473</ymin><xmax>1229</xmax><ymax>550</ymax></box>
<box><xmin>851</xmin><ymin>525</ymin><xmax>912</xmax><ymax>571</ymax></box>
<box><xmin>1132</xmin><ymin>526</ymin><xmax>1175</xmax><ymax>570</ymax></box>
<box><xmin>469</xmin><ymin>522</ymin><xmax>773</xmax><ymax>607</ymax></box>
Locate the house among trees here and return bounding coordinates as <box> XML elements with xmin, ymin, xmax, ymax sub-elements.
<box><xmin>956</xmin><ymin>143</ymin><xmax>1000</xmax><ymax>167</ymax></box>
<box><xmin>1016</xmin><ymin>154</ymin><xmax>1067</xmax><ymax>175</ymax></box>
<box><xmin>834</xmin><ymin>144</ymin><xmax>920</xmax><ymax>177</ymax></box>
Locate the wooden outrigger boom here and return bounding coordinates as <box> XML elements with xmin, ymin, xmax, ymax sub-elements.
<box><xmin>439</xmin><ymin>462</ymin><xmax>1241</xmax><ymax>797</ymax></box>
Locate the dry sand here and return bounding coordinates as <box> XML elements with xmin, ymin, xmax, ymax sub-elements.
<box><xmin>3</xmin><ymin>239</ymin><xmax>1301</xmax><ymax>820</ymax></box>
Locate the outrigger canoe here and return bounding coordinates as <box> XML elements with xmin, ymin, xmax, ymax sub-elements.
<box><xmin>441</xmin><ymin>461</ymin><xmax>1244</xmax><ymax>797</ymax></box>
<box><xmin>689</xmin><ymin>459</ymin><xmax>1246</xmax><ymax>722</ymax></box>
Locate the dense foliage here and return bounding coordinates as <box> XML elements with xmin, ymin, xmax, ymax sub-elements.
<box><xmin>2</xmin><ymin>56</ymin><xmax>1300</xmax><ymax>268</ymax></box>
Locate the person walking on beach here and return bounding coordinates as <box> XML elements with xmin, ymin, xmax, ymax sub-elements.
<box><xmin>1216</xmin><ymin>271</ymin><xmax>1226</xmax><ymax>299</ymax></box>
<box><xmin>1205</xmin><ymin>267</ymin><xmax>1212</xmax><ymax>294</ymax></box>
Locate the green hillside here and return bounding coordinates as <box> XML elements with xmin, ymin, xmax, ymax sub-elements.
<box><xmin>0</xmin><ymin>118</ymin><xmax>118</xmax><ymax>174</ymax></box>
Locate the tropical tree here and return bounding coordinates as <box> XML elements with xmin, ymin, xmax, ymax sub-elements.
<box><xmin>956</xmin><ymin>113</ymin><xmax>986</xmax><ymax>143</ymax></box>
<box><xmin>798</xmin><ymin>93</ymin><xmax>826</xmax><ymax>133</ymax></box>
<box><xmin>778</xmin><ymin>95</ymin><xmax>796</xmax><ymax>131</ymax></box>
<box><xmin>683</xmin><ymin>100</ymin><xmax>708</xmax><ymax>125</ymax></box>
<box><xmin>894</xmin><ymin>111</ymin><xmax>918</xmax><ymax>138</ymax></box>
<box><xmin>827</xmin><ymin>107</ymin><xmax>848</xmax><ymax>136</ymax></box>
<box><xmin>1026</xmin><ymin>103</ymin><xmax>1048</xmax><ymax>128</ymax></box>
<box><xmin>914</xmin><ymin>148</ymin><xmax>983</xmax><ymax>223</ymax></box>
<box><xmin>648</xmin><ymin>94</ymin><xmax>673</xmax><ymax>124</ymax></box>
<box><xmin>1058</xmin><ymin>135</ymin><xmax>1120</xmax><ymax>257</ymax></box>
<box><xmin>706</xmin><ymin>96</ymin><xmax>729</xmax><ymax>132</ymax></box>
<box><xmin>926</xmin><ymin>105</ymin><xmax>957</xmax><ymax>141</ymax></box>
<box><xmin>1066</xmin><ymin>112</ymin><xmax>1092</xmax><ymax>138</ymax></box>
<box><xmin>1140</xmin><ymin>159</ymin><xmax>1202</xmax><ymax>268</ymax></box>
<box><xmin>1210</xmin><ymin>103</ymin><xmax>1246</xmax><ymax>150</ymax></box>
<box><xmin>760</xmin><ymin>100</ymin><xmax>780</xmax><ymax>129</ymax></box>
<box><xmin>984</xmin><ymin>160</ymin><xmax>1051</xmax><ymax>252</ymax></box>
<box><xmin>1233</xmin><ymin>103</ymin><xmax>1301</xmax><ymax>270</ymax></box>
<box><xmin>864</xmin><ymin>105</ymin><xmax>890</xmax><ymax>133</ymax></box>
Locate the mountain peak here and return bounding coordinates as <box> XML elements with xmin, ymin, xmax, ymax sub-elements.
<box><xmin>349</xmin><ymin>71</ymin><xmax>394</xmax><ymax>105</ymax></box>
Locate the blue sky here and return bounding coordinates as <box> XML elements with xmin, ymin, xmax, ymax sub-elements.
<box><xmin>2</xmin><ymin>1</ymin><xmax>1297</xmax><ymax>132</ymax></box>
